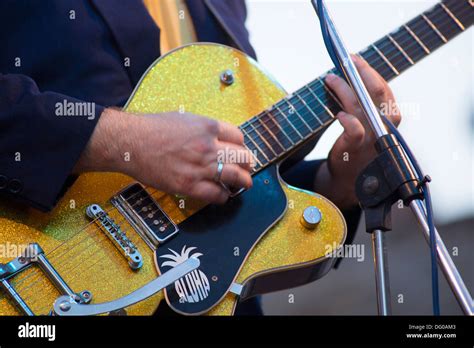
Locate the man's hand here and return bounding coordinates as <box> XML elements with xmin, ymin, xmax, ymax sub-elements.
<box><xmin>75</xmin><ymin>109</ymin><xmax>254</xmax><ymax>204</ymax></box>
<box><xmin>314</xmin><ymin>55</ymin><xmax>401</xmax><ymax>210</ymax></box>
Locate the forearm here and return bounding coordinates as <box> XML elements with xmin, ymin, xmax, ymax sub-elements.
<box><xmin>73</xmin><ymin>108</ymin><xmax>141</xmax><ymax>175</ymax></box>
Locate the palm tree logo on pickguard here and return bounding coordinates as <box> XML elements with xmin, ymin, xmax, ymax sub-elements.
<box><xmin>160</xmin><ymin>246</ymin><xmax>211</xmax><ymax>303</ymax></box>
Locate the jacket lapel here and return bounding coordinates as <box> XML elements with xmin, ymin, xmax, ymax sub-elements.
<box><xmin>90</xmin><ymin>0</ymin><xmax>161</xmax><ymax>85</ymax></box>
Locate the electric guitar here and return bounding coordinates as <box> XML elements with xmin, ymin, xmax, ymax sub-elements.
<box><xmin>0</xmin><ymin>0</ymin><xmax>472</xmax><ymax>316</ymax></box>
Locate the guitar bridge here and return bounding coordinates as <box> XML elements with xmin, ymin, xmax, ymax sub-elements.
<box><xmin>111</xmin><ymin>183</ymin><xmax>179</xmax><ymax>249</ymax></box>
<box><xmin>86</xmin><ymin>204</ymin><xmax>143</xmax><ymax>270</ymax></box>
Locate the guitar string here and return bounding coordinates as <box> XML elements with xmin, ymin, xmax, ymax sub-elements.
<box><xmin>13</xmin><ymin>19</ymin><xmax>472</xmax><ymax>315</ymax></box>
<box><xmin>7</xmin><ymin>2</ymin><xmax>471</xmax><ymax>311</ymax></box>
<box><xmin>248</xmin><ymin>0</ymin><xmax>468</xmax><ymax>134</ymax></box>
<box><xmin>242</xmin><ymin>27</ymin><xmax>464</xmax><ymax>159</ymax></box>
<box><xmin>9</xmin><ymin>3</ymin><xmax>468</xmax><ymax>308</ymax></box>
<box><xmin>241</xmin><ymin>2</ymin><xmax>470</xmax><ymax>159</ymax></box>
<box><xmin>8</xmin><ymin>187</ymin><xmax>161</xmax><ymax>292</ymax></box>
<box><xmin>21</xmin><ymin>196</ymin><xmax>185</xmax><ymax>311</ymax></box>
<box><xmin>34</xmin><ymin>249</ymin><xmax>124</xmax><ymax>314</ymax></box>
<box><xmin>11</xmin><ymin>3</ymin><xmax>470</xmax><ymax>308</ymax></box>
<box><xmin>21</xmin><ymin>197</ymin><xmax>175</xmax><ymax>304</ymax></box>
<box><xmin>14</xmin><ymin>0</ymin><xmax>472</xmax><ymax>277</ymax></box>
<box><xmin>243</xmin><ymin>0</ymin><xmax>470</xmax><ymax>142</ymax></box>
<box><xmin>12</xmin><ymin>188</ymin><xmax>194</xmax><ymax>297</ymax></box>
<box><xmin>36</xmin><ymin>1</ymin><xmax>471</xmax><ymax>273</ymax></box>
<box><xmin>39</xmin><ymin>187</ymin><xmax>164</xmax><ymax>262</ymax></box>
<box><xmin>15</xmin><ymin>188</ymin><xmax>191</xmax><ymax>305</ymax></box>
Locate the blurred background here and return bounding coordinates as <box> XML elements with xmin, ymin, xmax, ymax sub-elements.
<box><xmin>244</xmin><ymin>0</ymin><xmax>473</xmax><ymax>314</ymax></box>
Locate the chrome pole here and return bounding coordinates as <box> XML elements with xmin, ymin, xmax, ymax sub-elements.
<box><xmin>410</xmin><ymin>200</ymin><xmax>474</xmax><ymax>315</ymax></box>
<box><xmin>372</xmin><ymin>230</ymin><xmax>392</xmax><ymax>315</ymax></box>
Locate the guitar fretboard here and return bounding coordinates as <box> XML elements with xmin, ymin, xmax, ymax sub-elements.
<box><xmin>241</xmin><ymin>0</ymin><xmax>473</xmax><ymax>171</ymax></box>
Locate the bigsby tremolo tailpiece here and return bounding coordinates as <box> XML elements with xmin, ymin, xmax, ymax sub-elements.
<box><xmin>0</xmin><ymin>243</ymin><xmax>92</xmax><ymax>316</ymax></box>
<box><xmin>53</xmin><ymin>257</ymin><xmax>199</xmax><ymax>316</ymax></box>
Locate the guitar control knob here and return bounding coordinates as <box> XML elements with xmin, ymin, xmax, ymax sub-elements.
<box><xmin>300</xmin><ymin>206</ymin><xmax>322</xmax><ymax>230</ymax></box>
<box><xmin>220</xmin><ymin>70</ymin><xmax>235</xmax><ymax>85</ymax></box>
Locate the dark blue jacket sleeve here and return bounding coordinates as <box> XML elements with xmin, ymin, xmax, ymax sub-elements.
<box><xmin>0</xmin><ymin>73</ymin><xmax>104</xmax><ymax>211</ymax></box>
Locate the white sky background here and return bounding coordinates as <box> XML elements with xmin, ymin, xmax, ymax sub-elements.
<box><xmin>246</xmin><ymin>0</ymin><xmax>473</xmax><ymax>223</ymax></box>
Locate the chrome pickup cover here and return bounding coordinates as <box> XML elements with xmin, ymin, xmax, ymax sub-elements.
<box><xmin>110</xmin><ymin>183</ymin><xmax>179</xmax><ymax>249</ymax></box>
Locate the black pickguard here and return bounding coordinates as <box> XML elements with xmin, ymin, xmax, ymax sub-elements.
<box><xmin>155</xmin><ymin>165</ymin><xmax>287</xmax><ymax>315</ymax></box>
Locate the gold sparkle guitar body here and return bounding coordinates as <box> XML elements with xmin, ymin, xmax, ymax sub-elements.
<box><xmin>0</xmin><ymin>44</ymin><xmax>346</xmax><ymax>316</ymax></box>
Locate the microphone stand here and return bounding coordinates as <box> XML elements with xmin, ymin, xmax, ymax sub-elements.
<box><xmin>312</xmin><ymin>0</ymin><xmax>473</xmax><ymax>315</ymax></box>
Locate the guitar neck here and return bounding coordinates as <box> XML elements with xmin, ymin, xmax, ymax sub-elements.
<box><xmin>242</xmin><ymin>0</ymin><xmax>473</xmax><ymax>172</ymax></box>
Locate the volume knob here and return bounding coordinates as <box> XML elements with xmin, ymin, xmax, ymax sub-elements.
<box><xmin>300</xmin><ymin>206</ymin><xmax>322</xmax><ymax>230</ymax></box>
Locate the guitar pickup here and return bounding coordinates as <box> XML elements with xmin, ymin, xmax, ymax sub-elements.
<box><xmin>110</xmin><ymin>183</ymin><xmax>179</xmax><ymax>249</ymax></box>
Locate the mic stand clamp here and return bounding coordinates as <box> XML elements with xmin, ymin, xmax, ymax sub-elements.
<box><xmin>356</xmin><ymin>133</ymin><xmax>424</xmax><ymax>233</ymax></box>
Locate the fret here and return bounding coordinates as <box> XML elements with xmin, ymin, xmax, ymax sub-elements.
<box><xmin>403</xmin><ymin>24</ymin><xmax>431</xmax><ymax>54</ymax></box>
<box><xmin>246</xmin><ymin>121</ymin><xmax>280</xmax><ymax>157</ymax></box>
<box><xmin>304</xmin><ymin>85</ymin><xmax>336</xmax><ymax>119</ymax></box>
<box><xmin>249</xmin><ymin>118</ymin><xmax>285</xmax><ymax>156</ymax></box>
<box><xmin>295</xmin><ymin>93</ymin><xmax>324</xmax><ymax>126</ymax></box>
<box><xmin>375</xmin><ymin>37</ymin><xmax>412</xmax><ymax>74</ymax></box>
<box><xmin>440</xmin><ymin>3</ymin><xmax>465</xmax><ymax>30</ymax></box>
<box><xmin>427</xmin><ymin>3</ymin><xmax>465</xmax><ymax>40</ymax></box>
<box><xmin>306</xmin><ymin>78</ymin><xmax>342</xmax><ymax>120</ymax></box>
<box><xmin>255</xmin><ymin>111</ymin><xmax>288</xmax><ymax>142</ymax></box>
<box><xmin>246</xmin><ymin>124</ymin><xmax>277</xmax><ymax>161</ymax></box>
<box><xmin>268</xmin><ymin>109</ymin><xmax>303</xmax><ymax>144</ymax></box>
<box><xmin>275</xmin><ymin>102</ymin><xmax>311</xmax><ymax>138</ymax></box>
<box><xmin>237</xmin><ymin>0</ymin><xmax>471</xmax><ymax>174</ymax></box>
<box><xmin>294</xmin><ymin>94</ymin><xmax>326</xmax><ymax>131</ymax></box>
<box><xmin>361</xmin><ymin>46</ymin><xmax>397</xmax><ymax>81</ymax></box>
<box><xmin>316</xmin><ymin>77</ymin><xmax>343</xmax><ymax>111</ymax></box>
<box><xmin>245</xmin><ymin>109</ymin><xmax>307</xmax><ymax>159</ymax></box>
<box><xmin>442</xmin><ymin>0</ymin><xmax>474</xmax><ymax>27</ymax></box>
<box><xmin>244</xmin><ymin>140</ymin><xmax>264</xmax><ymax>168</ymax></box>
<box><xmin>242</xmin><ymin>138</ymin><xmax>265</xmax><ymax>168</ymax></box>
<box><xmin>258</xmin><ymin>111</ymin><xmax>294</xmax><ymax>148</ymax></box>
<box><xmin>407</xmin><ymin>16</ymin><xmax>444</xmax><ymax>52</ymax></box>
<box><xmin>285</xmin><ymin>98</ymin><xmax>314</xmax><ymax>133</ymax></box>
<box><xmin>242</xmin><ymin>128</ymin><xmax>259</xmax><ymax>154</ymax></box>
<box><xmin>241</xmin><ymin>127</ymin><xmax>268</xmax><ymax>166</ymax></box>
<box><xmin>392</xmin><ymin>26</ymin><xmax>427</xmax><ymax>63</ymax></box>
<box><xmin>421</xmin><ymin>14</ymin><xmax>448</xmax><ymax>42</ymax></box>
<box><xmin>253</xmin><ymin>117</ymin><xmax>286</xmax><ymax>155</ymax></box>
<box><xmin>388</xmin><ymin>34</ymin><xmax>414</xmax><ymax>65</ymax></box>
<box><xmin>290</xmin><ymin>96</ymin><xmax>320</xmax><ymax>132</ymax></box>
<box><xmin>372</xmin><ymin>44</ymin><xmax>400</xmax><ymax>76</ymax></box>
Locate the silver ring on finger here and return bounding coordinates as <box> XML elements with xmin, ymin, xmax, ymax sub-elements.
<box><xmin>214</xmin><ymin>161</ymin><xmax>224</xmax><ymax>183</ymax></box>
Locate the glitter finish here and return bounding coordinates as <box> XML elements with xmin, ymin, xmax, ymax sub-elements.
<box><xmin>0</xmin><ymin>44</ymin><xmax>345</xmax><ymax>316</ymax></box>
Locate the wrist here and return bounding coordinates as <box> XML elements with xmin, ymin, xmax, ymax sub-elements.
<box><xmin>74</xmin><ymin>107</ymin><xmax>134</xmax><ymax>174</ymax></box>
